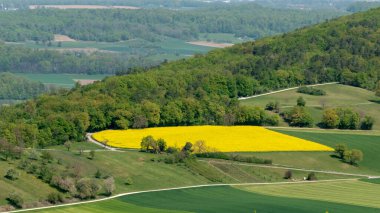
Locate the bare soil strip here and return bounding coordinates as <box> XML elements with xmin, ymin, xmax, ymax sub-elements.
<box><xmin>53</xmin><ymin>34</ymin><xmax>76</xmax><ymax>42</ymax></box>
<box><xmin>187</xmin><ymin>41</ymin><xmax>234</xmax><ymax>48</ymax></box>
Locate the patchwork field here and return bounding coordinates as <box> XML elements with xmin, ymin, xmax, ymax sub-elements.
<box><xmin>92</xmin><ymin>126</ymin><xmax>333</xmax><ymax>152</ymax></box>
<box><xmin>30</xmin><ymin>181</ymin><xmax>380</xmax><ymax>213</ymax></box>
<box><xmin>14</xmin><ymin>73</ymin><xmax>109</xmax><ymax>88</ymax></box>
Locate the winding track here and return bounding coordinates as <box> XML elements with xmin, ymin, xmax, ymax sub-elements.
<box><xmin>9</xmin><ymin>178</ymin><xmax>361</xmax><ymax>213</ymax></box>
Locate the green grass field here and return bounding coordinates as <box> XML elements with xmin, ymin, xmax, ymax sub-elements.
<box><xmin>237</xmin><ymin>180</ymin><xmax>380</xmax><ymax>209</ymax></box>
<box><xmin>248</xmin><ymin>129</ymin><xmax>380</xmax><ymax>175</ymax></box>
<box><xmin>10</xmin><ymin>37</ymin><xmax>214</xmax><ymax>64</ymax></box>
<box><xmin>31</xmin><ymin>182</ymin><xmax>380</xmax><ymax>213</ymax></box>
<box><xmin>240</xmin><ymin>84</ymin><xmax>380</xmax><ymax>130</ymax></box>
<box><xmin>14</xmin><ymin>73</ymin><xmax>110</xmax><ymax>88</ymax></box>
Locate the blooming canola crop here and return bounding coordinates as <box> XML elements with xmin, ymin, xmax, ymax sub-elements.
<box><xmin>92</xmin><ymin>126</ymin><xmax>333</xmax><ymax>152</ymax></box>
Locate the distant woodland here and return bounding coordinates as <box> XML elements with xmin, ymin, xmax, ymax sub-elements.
<box><xmin>0</xmin><ymin>7</ymin><xmax>378</xmax><ymax>147</ymax></box>
<box><xmin>0</xmin><ymin>4</ymin><xmax>344</xmax><ymax>42</ymax></box>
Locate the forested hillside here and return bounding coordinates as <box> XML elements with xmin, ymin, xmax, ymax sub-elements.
<box><xmin>0</xmin><ymin>8</ymin><xmax>379</xmax><ymax>148</ymax></box>
<box><xmin>0</xmin><ymin>4</ymin><xmax>344</xmax><ymax>42</ymax></box>
<box><xmin>0</xmin><ymin>73</ymin><xmax>46</xmax><ymax>100</ymax></box>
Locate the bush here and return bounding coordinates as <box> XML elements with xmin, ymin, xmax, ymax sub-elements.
<box><xmin>47</xmin><ymin>192</ymin><xmax>64</xmax><ymax>204</ymax></box>
<box><xmin>104</xmin><ymin>177</ymin><xmax>115</xmax><ymax>196</ymax></box>
<box><xmin>284</xmin><ymin>170</ymin><xmax>292</xmax><ymax>179</ymax></box>
<box><xmin>166</xmin><ymin>146</ymin><xmax>179</xmax><ymax>154</ymax></box>
<box><xmin>360</xmin><ymin>116</ymin><xmax>374</xmax><ymax>130</ymax></box>
<box><xmin>283</xmin><ymin>106</ymin><xmax>313</xmax><ymax>127</ymax></box>
<box><xmin>76</xmin><ymin>178</ymin><xmax>100</xmax><ymax>199</ymax></box>
<box><xmin>297</xmin><ymin>96</ymin><xmax>306</xmax><ymax>106</ymax></box>
<box><xmin>125</xmin><ymin>177</ymin><xmax>133</xmax><ymax>185</ymax></box>
<box><xmin>5</xmin><ymin>168</ymin><xmax>19</xmax><ymax>180</ymax></box>
<box><xmin>307</xmin><ymin>172</ymin><xmax>317</xmax><ymax>181</ymax></box>
<box><xmin>7</xmin><ymin>192</ymin><xmax>23</xmax><ymax>208</ymax></box>
<box><xmin>95</xmin><ymin>169</ymin><xmax>102</xmax><ymax>179</ymax></box>
<box><xmin>297</xmin><ymin>86</ymin><xmax>326</xmax><ymax>96</ymax></box>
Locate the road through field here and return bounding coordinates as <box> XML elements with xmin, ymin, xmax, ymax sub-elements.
<box><xmin>9</xmin><ymin>179</ymin><xmax>362</xmax><ymax>213</ymax></box>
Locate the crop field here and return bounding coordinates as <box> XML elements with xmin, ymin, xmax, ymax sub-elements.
<box><xmin>249</xmin><ymin>129</ymin><xmax>380</xmax><ymax>175</ymax></box>
<box><xmin>240</xmin><ymin>84</ymin><xmax>380</xmax><ymax>130</ymax></box>
<box><xmin>14</xmin><ymin>73</ymin><xmax>109</xmax><ymax>88</ymax></box>
<box><xmin>11</xmin><ymin>37</ymin><xmax>213</xmax><ymax>63</ymax></box>
<box><xmin>92</xmin><ymin>126</ymin><xmax>333</xmax><ymax>152</ymax></box>
<box><xmin>30</xmin><ymin>182</ymin><xmax>380</xmax><ymax>213</ymax></box>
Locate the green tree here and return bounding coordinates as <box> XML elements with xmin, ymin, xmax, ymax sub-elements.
<box><xmin>5</xmin><ymin>168</ymin><xmax>19</xmax><ymax>180</ymax></box>
<box><xmin>157</xmin><ymin>138</ymin><xmax>167</xmax><ymax>153</ymax></box>
<box><xmin>89</xmin><ymin>150</ymin><xmax>95</xmax><ymax>160</ymax></box>
<box><xmin>360</xmin><ymin>116</ymin><xmax>374</xmax><ymax>130</ymax></box>
<box><xmin>321</xmin><ymin>108</ymin><xmax>339</xmax><ymax>128</ymax></box>
<box><xmin>344</xmin><ymin>149</ymin><xmax>363</xmax><ymax>165</ymax></box>
<box><xmin>64</xmin><ymin>141</ymin><xmax>72</xmax><ymax>151</ymax></box>
<box><xmin>297</xmin><ymin>96</ymin><xmax>306</xmax><ymax>106</ymax></box>
<box><xmin>376</xmin><ymin>81</ymin><xmax>380</xmax><ymax>97</ymax></box>
<box><xmin>140</xmin><ymin>135</ymin><xmax>156</xmax><ymax>152</ymax></box>
<box><xmin>334</xmin><ymin>144</ymin><xmax>347</xmax><ymax>159</ymax></box>
<box><xmin>283</xmin><ymin>106</ymin><xmax>313</xmax><ymax>127</ymax></box>
<box><xmin>7</xmin><ymin>192</ymin><xmax>23</xmax><ymax>208</ymax></box>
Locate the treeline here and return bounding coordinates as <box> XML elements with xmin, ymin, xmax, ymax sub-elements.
<box><xmin>0</xmin><ymin>73</ymin><xmax>46</xmax><ymax>100</ymax></box>
<box><xmin>0</xmin><ymin>4</ymin><xmax>344</xmax><ymax>42</ymax></box>
<box><xmin>0</xmin><ymin>43</ymin><xmax>158</xmax><ymax>74</ymax></box>
<box><xmin>0</xmin><ymin>7</ymin><xmax>378</xmax><ymax>148</ymax></box>
<box><xmin>0</xmin><ymin>0</ymin><xmax>213</xmax><ymax>9</ymax></box>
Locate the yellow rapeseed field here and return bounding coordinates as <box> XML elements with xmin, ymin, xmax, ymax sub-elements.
<box><xmin>92</xmin><ymin>126</ymin><xmax>333</xmax><ymax>152</ymax></box>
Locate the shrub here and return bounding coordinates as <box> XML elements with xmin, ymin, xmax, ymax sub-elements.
<box><xmin>297</xmin><ymin>96</ymin><xmax>306</xmax><ymax>106</ymax></box>
<box><xmin>297</xmin><ymin>86</ymin><xmax>326</xmax><ymax>96</ymax></box>
<box><xmin>7</xmin><ymin>192</ymin><xmax>23</xmax><ymax>208</ymax></box>
<box><xmin>307</xmin><ymin>172</ymin><xmax>317</xmax><ymax>181</ymax></box>
<box><xmin>334</xmin><ymin>144</ymin><xmax>347</xmax><ymax>159</ymax></box>
<box><xmin>89</xmin><ymin>150</ymin><xmax>95</xmax><ymax>160</ymax></box>
<box><xmin>95</xmin><ymin>169</ymin><xmax>102</xmax><ymax>179</ymax></box>
<box><xmin>284</xmin><ymin>170</ymin><xmax>292</xmax><ymax>179</ymax></box>
<box><xmin>125</xmin><ymin>177</ymin><xmax>133</xmax><ymax>185</ymax></box>
<box><xmin>47</xmin><ymin>192</ymin><xmax>64</xmax><ymax>204</ymax></box>
<box><xmin>5</xmin><ymin>168</ymin><xmax>19</xmax><ymax>180</ymax></box>
<box><xmin>76</xmin><ymin>178</ymin><xmax>100</xmax><ymax>199</ymax></box>
<box><xmin>360</xmin><ymin>116</ymin><xmax>374</xmax><ymax>130</ymax></box>
<box><xmin>41</xmin><ymin>151</ymin><xmax>53</xmax><ymax>163</ymax></box>
<box><xmin>166</xmin><ymin>146</ymin><xmax>179</xmax><ymax>154</ymax></box>
<box><xmin>104</xmin><ymin>176</ymin><xmax>115</xmax><ymax>196</ymax></box>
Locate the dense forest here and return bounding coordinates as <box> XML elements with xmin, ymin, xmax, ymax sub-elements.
<box><xmin>0</xmin><ymin>43</ymin><xmax>159</xmax><ymax>74</ymax></box>
<box><xmin>0</xmin><ymin>73</ymin><xmax>46</xmax><ymax>100</ymax></box>
<box><xmin>0</xmin><ymin>7</ymin><xmax>379</xmax><ymax>148</ymax></box>
<box><xmin>0</xmin><ymin>4</ymin><xmax>345</xmax><ymax>42</ymax></box>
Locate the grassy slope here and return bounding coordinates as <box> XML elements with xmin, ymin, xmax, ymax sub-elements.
<box><xmin>250</xmin><ymin>130</ymin><xmax>380</xmax><ymax>175</ymax></box>
<box><xmin>237</xmin><ymin>180</ymin><xmax>380</xmax><ymax>209</ymax></box>
<box><xmin>240</xmin><ymin>84</ymin><xmax>380</xmax><ymax>130</ymax></box>
<box><xmin>31</xmin><ymin>184</ymin><xmax>379</xmax><ymax>213</ymax></box>
<box><xmin>0</xmin><ymin>164</ymin><xmax>56</xmax><ymax>206</ymax></box>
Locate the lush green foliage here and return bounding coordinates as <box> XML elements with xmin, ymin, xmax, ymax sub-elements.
<box><xmin>0</xmin><ymin>8</ymin><xmax>379</xmax><ymax>147</ymax></box>
<box><xmin>297</xmin><ymin>86</ymin><xmax>326</xmax><ymax>96</ymax></box>
<box><xmin>0</xmin><ymin>73</ymin><xmax>46</xmax><ymax>100</ymax></box>
<box><xmin>0</xmin><ymin>4</ymin><xmax>343</xmax><ymax>42</ymax></box>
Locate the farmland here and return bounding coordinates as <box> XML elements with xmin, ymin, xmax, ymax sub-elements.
<box><xmin>92</xmin><ymin>126</ymin><xmax>333</xmax><ymax>152</ymax></box>
<box><xmin>251</xmin><ymin>129</ymin><xmax>380</xmax><ymax>175</ymax></box>
<box><xmin>14</xmin><ymin>73</ymin><xmax>109</xmax><ymax>88</ymax></box>
<box><xmin>29</xmin><ymin>181</ymin><xmax>380</xmax><ymax>213</ymax></box>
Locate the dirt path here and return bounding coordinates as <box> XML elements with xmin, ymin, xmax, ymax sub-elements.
<box><xmin>238</xmin><ymin>82</ymin><xmax>339</xmax><ymax>100</ymax></box>
<box><xmin>202</xmin><ymin>159</ymin><xmax>377</xmax><ymax>178</ymax></box>
<box><xmin>86</xmin><ymin>133</ymin><xmax>118</xmax><ymax>151</ymax></box>
<box><xmin>9</xmin><ymin>178</ymin><xmax>360</xmax><ymax>213</ymax></box>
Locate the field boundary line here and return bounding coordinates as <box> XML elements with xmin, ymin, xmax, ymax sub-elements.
<box><xmin>200</xmin><ymin>160</ymin><xmax>374</xmax><ymax>178</ymax></box>
<box><xmin>238</xmin><ymin>82</ymin><xmax>339</xmax><ymax>100</ymax></box>
<box><xmin>8</xmin><ymin>179</ymin><xmax>358</xmax><ymax>213</ymax></box>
